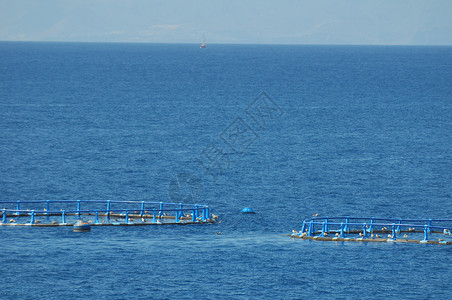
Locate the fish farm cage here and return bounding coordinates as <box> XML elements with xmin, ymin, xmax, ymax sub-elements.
<box><xmin>292</xmin><ymin>217</ymin><xmax>452</xmax><ymax>245</ymax></box>
<box><xmin>0</xmin><ymin>200</ymin><xmax>217</xmax><ymax>227</ymax></box>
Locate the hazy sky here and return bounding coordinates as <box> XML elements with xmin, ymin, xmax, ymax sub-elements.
<box><xmin>1</xmin><ymin>0</ymin><xmax>451</xmax><ymax>45</ymax></box>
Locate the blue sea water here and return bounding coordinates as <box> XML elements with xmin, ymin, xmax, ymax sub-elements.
<box><xmin>0</xmin><ymin>42</ymin><xmax>451</xmax><ymax>299</ymax></box>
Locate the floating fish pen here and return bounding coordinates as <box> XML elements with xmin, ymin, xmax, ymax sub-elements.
<box><xmin>292</xmin><ymin>217</ymin><xmax>452</xmax><ymax>245</ymax></box>
<box><xmin>0</xmin><ymin>200</ymin><xmax>217</xmax><ymax>227</ymax></box>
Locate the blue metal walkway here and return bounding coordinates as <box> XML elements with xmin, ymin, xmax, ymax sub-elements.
<box><xmin>0</xmin><ymin>200</ymin><xmax>217</xmax><ymax>226</ymax></box>
<box><xmin>292</xmin><ymin>216</ymin><xmax>452</xmax><ymax>245</ymax></box>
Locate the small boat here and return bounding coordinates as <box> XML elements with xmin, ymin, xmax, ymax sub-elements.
<box><xmin>73</xmin><ymin>219</ymin><xmax>91</xmax><ymax>232</ymax></box>
<box><xmin>200</xmin><ymin>34</ymin><xmax>207</xmax><ymax>48</ymax></box>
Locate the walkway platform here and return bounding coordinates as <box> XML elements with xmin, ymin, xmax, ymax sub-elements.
<box><xmin>1</xmin><ymin>200</ymin><xmax>218</xmax><ymax>227</ymax></box>
<box><xmin>291</xmin><ymin>217</ymin><xmax>452</xmax><ymax>245</ymax></box>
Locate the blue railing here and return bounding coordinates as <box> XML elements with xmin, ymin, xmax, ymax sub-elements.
<box><xmin>294</xmin><ymin>216</ymin><xmax>452</xmax><ymax>243</ymax></box>
<box><xmin>0</xmin><ymin>200</ymin><xmax>214</xmax><ymax>225</ymax></box>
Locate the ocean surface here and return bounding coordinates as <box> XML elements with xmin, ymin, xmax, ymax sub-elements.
<box><xmin>1</xmin><ymin>42</ymin><xmax>451</xmax><ymax>299</ymax></box>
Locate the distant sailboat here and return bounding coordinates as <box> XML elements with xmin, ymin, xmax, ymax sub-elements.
<box><xmin>200</xmin><ymin>34</ymin><xmax>207</xmax><ymax>48</ymax></box>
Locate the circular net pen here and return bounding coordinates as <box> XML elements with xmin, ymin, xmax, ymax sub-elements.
<box><xmin>291</xmin><ymin>217</ymin><xmax>452</xmax><ymax>245</ymax></box>
<box><xmin>0</xmin><ymin>200</ymin><xmax>218</xmax><ymax>227</ymax></box>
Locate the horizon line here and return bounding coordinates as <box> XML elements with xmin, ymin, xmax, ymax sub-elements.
<box><xmin>1</xmin><ymin>40</ymin><xmax>452</xmax><ymax>47</ymax></box>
